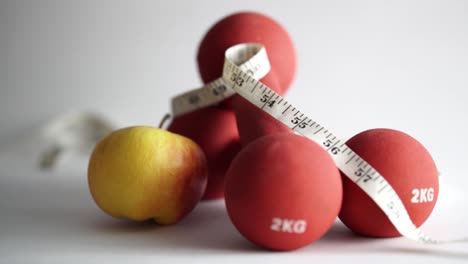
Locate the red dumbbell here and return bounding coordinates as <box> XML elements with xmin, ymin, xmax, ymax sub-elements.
<box><xmin>170</xmin><ymin>12</ymin><xmax>297</xmax><ymax>199</ymax></box>
<box><xmin>199</xmin><ymin>11</ymin><xmax>297</xmax><ymax>146</ymax></box>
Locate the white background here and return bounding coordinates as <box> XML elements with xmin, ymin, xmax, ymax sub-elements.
<box><xmin>1</xmin><ymin>0</ymin><xmax>467</xmax><ymax>263</ymax></box>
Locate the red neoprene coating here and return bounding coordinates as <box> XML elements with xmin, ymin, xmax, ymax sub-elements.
<box><xmin>168</xmin><ymin>106</ymin><xmax>241</xmax><ymax>200</ymax></box>
<box><xmin>197</xmin><ymin>12</ymin><xmax>296</xmax><ymax>101</ymax></box>
<box><xmin>339</xmin><ymin>128</ymin><xmax>439</xmax><ymax>237</ymax></box>
<box><xmin>225</xmin><ymin>133</ymin><xmax>342</xmax><ymax>251</ymax></box>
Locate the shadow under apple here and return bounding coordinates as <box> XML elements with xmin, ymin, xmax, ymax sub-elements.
<box><xmin>89</xmin><ymin>200</ymin><xmax>259</xmax><ymax>253</ymax></box>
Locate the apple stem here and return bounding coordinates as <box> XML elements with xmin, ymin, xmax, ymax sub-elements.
<box><xmin>158</xmin><ymin>113</ymin><xmax>172</xmax><ymax>129</ymax></box>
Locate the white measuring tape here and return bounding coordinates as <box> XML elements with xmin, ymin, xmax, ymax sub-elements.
<box><xmin>172</xmin><ymin>43</ymin><xmax>467</xmax><ymax>244</ymax></box>
<box><xmin>38</xmin><ymin>112</ymin><xmax>115</xmax><ymax>169</ymax></box>
<box><xmin>171</xmin><ymin>44</ymin><xmax>270</xmax><ymax>117</ymax></box>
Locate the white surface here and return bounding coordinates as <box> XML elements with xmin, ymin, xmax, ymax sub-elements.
<box><xmin>1</xmin><ymin>0</ymin><xmax>468</xmax><ymax>263</ymax></box>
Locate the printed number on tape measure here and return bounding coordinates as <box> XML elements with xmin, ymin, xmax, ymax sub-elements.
<box><xmin>171</xmin><ymin>43</ymin><xmax>271</xmax><ymax>117</ymax></box>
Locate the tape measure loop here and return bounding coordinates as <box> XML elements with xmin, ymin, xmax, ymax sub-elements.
<box><xmin>171</xmin><ymin>43</ymin><xmax>270</xmax><ymax>117</ymax></box>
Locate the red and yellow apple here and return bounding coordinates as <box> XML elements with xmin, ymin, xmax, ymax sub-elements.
<box><xmin>87</xmin><ymin>126</ymin><xmax>207</xmax><ymax>224</ymax></box>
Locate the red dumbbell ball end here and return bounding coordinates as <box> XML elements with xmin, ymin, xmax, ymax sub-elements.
<box><xmin>339</xmin><ymin>128</ymin><xmax>439</xmax><ymax>237</ymax></box>
<box><xmin>225</xmin><ymin>133</ymin><xmax>342</xmax><ymax>251</ymax></box>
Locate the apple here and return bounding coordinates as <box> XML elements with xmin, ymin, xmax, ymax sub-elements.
<box><xmin>87</xmin><ymin>126</ymin><xmax>207</xmax><ymax>224</ymax></box>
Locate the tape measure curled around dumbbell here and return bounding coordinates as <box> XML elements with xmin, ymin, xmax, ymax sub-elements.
<box><xmin>171</xmin><ymin>43</ymin><xmax>467</xmax><ymax>246</ymax></box>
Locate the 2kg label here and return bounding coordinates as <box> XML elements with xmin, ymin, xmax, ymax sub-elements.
<box><xmin>411</xmin><ymin>187</ymin><xmax>435</xmax><ymax>203</ymax></box>
<box><xmin>270</xmin><ymin>218</ymin><xmax>307</xmax><ymax>234</ymax></box>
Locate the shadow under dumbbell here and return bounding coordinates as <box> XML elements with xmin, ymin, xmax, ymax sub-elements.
<box><xmin>309</xmin><ymin>221</ymin><xmax>468</xmax><ymax>259</ymax></box>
